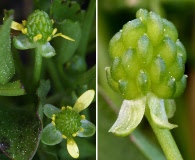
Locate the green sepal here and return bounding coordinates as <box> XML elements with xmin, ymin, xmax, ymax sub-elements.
<box><xmin>41</xmin><ymin>123</ymin><xmax>63</xmax><ymax>145</ymax></box>
<box><xmin>43</xmin><ymin>104</ymin><xmax>61</xmax><ymax>119</ymax></box>
<box><xmin>13</xmin><ymin>34</ymin><xmax>36</xmax><ymax>50</ymax></box>
<box><xmin>0</xmin><ymin>80</ymin><xmax>25</xmax><ymax>96</ymax></box>
<box><xmin>77</xmin><ymin>119</ymin><xmax>96</xmax><ymax>137</ymax></box>
<box><xmin>36</xmin><ymin>42</ymin><xmax>56</xmax><ymax>58</ymax></box>
<box><xmin>162</xmin><ymin>18</ymin><xmax>178</xmax><ymax>42</ymax></box>
<box><xmin>109</xmin><ymin>98</ymin><xmax>146</xmax><ymax>136</ymax></box>
<box><xmin>147</xmin><ymin>93</ymin><xmax>177</xmax><ymax>129</ymax></box>
<box><xmin>105</xmin><ymin>67</ymin><xmax>119</xmax><ymax>92</ymax></box>
<box><xmin>122</xmin><ymin>19</ymin><xmax>146</xmax><ymax>48</ymax></box>
<box><xmin>0</xmin><ymin>10</ymin><xmax>15</xmax><ymax>84</ymax></box>
<box><xmin>164</xmin><ymin>99</ymin><xmax>176</xmax><ymax>118</ymax></box>
<box><xmin>109</xmin><ymin>31</ymin><xmax>126</xmax><ymax>58</ymax></box>
<box><xmin>147</xmin><ymin>11</ymin><xmax>163</xmax><ymax>46</ymax></box>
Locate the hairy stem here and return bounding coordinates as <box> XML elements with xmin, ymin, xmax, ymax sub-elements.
<box><xmin>145</xmin><ymin>105</ymin><xmax>183</xmax><ymax>160</ymax></box>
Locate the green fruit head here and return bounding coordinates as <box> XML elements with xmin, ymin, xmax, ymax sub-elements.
<box><xmin>107</xmin><ymin>9</ymin><xmax>187</xmax><ymax>99</ymax></box>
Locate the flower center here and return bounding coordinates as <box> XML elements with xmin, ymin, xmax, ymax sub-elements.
<box><xmin>54</xmin><ymin>107</ymin><xmax>82</xmax><ymax>138</ymax></box>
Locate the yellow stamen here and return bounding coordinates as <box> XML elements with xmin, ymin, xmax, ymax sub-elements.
<box><xmin>22</xmin><ymin>28</ymin><xmax>27</xmax><ymax>34</ymax></box>
<box><xmin>62</xmin><ymin>135</ymin><xmax>67</xmax><ymax>139</ymax></box>
<box><xmin>53</xmin><ymin>33</ymin><xmax>75</xmax><ymax>41</ymax></box>
<box><xmin>79</xmin><ymin>128</ymin><xmax>84</xmax><ymax>132</ymax></box>
<box><xmin>51</xmin><ymin>19</ymin><xmax>54</xmax><ymax>24</ymax></box>
<box><xmin>80</xmin><ymin>115</ymin><xmax>85</xmax><ymax>120</ymax></box>
<box><xmin>11</xmin><ymin>21</ymin><xmax>24</xmax><ymax>31</ymax></box>
<box><xmin>52</xmin><ymin>121</ymin><xmax>56</xmax><ymax>126</ymax></box>
<box><xmin>61</xmin><ymin>106</ymin><xmax>66</xmax><ymax>110</ymax></box>
<box><xmin>72</xmin><ymin>132</ymin><xmax>78</xmax><ymax>137</ymax></box>
<box><xmin>52</xmin><ymin>28</ymin><xmax>57</xmax><ymax>36</ymax></box>
<box><xmin>67</xmin><ymin>106</ymin><xmax>72</xmax><ymax>110</ymax></box>
<box><xmin>52</xmin><ymin>114</ymin><xmax>56</xmax><ymax>121</ymax></box>
<box><xmin>33</xmin><ymin>34</ymin><xmax>42</xmax><ymax>42</ymax></box>
<box><xmin>47</xmin><ymin>36</ymin><xmax>52</xmax><ymax>42</ymax></box>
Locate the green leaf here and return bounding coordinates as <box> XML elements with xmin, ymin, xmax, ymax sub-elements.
<box><xmin>109</xmin><ymin>98</ymin><xmax>146</xmax><ymax>136</ymax></box>
<box><xmin>43</xmin><ymin>104</ymin><xmax>61</xmax><ymax>119</ymax></box>
<box><xmin>52</xmin><ymin>20</ymin><xmax>81</xmax><ymax>65</ymax></box>
<box><xmin>50</xmin><ymin>0</ymin><xmax>85</xmax><ymax>22</ymax></box>
<box><xmin>0</xmin><ymin>106</ymin><xmax>42</xmax><ymax>160</ymax></box>
<box><xmin>13</xmin><ymin>34</ymin><xmax>35</xmax><ymax>50</ymax></box>
<box><xmin>41</xmin><ymin>123</ymin><xmax>62</xmax><ymax>145</ymax></box>
<box><xmin>77</xmin><ymin>119</ymin><xmax>96</xmax><ymax>137</ymax></box>
<box><xmin>0</xmin><ymin>81</ymin><xmax>25</xmax><ymax>96</ymax></box>
<box><xmin>0</xmin><ymin>10</ymin><xmax>15</xmax><ymax>84</ymax></box>
<box><xmin>147</xmin><ymin>93</ymin><xmax>177</xmax><ymax>129</ymax></box>
<box><xmin>36</xmin><ymin>42</ymin><xmax>56</xmax><ymax>58</ymax></box>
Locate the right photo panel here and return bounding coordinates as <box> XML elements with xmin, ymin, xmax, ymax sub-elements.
<box><xmin>98</xmin><ymin>1</ymin><xmax>195</xmax><ymax>160</ymax></box>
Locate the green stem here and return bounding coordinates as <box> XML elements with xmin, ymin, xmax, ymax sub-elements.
<box><xmin>33</xmin><ymin>50</ymin><xmax>42</xmax><ymax>89</ymax></box>
<box><xmin>46</xmin><ymin>59</ymin><xmax>64</xmax><ymax>92</ymax></box>
<box><xmin>145</xmin><ymin>106</ymin><xmax>183</xmax><ymax>160</ymax></box>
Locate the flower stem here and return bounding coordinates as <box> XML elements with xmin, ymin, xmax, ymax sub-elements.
<box><xmin>33</xmin><ymin>50</ymin><xmax>42</xmax><ymax>89</ymax></box>
<box><xmin>145</xmin><ymin>106</ymin><xmax>183</xmax><ymax>160</ymax></box>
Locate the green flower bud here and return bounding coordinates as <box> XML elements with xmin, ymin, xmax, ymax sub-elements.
<box><xmin>107</xmin><ymin>9</ymin><xmax>187</xmax><ymax>99</ymax></box>
<box><xmin>26</xmin><ymin>10</ymin><xmax>53</xmax><ymax>43</ymax></box>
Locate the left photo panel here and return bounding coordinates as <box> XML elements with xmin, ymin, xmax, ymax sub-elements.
<box><xmin>0</xmin><ymin>0</ymin><xmax>96</xmax><ymax>160</ymax></box>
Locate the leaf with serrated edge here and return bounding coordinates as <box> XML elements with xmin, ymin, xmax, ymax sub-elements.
<box><xmin>109</xmin><ymin>98</ymin><xmax>146</xmax><ymax>136</ymax></box>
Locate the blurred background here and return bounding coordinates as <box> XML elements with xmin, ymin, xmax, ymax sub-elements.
<box><xmin>98</xmin><ymin>0</ymin><xmax>195</xmax><ymax>159</ymax></box>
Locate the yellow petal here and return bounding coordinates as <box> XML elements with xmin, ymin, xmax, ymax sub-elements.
<box><xmin>11</xmin><ymin>21</ymin><xmax>24</xmax><ymax>31</ymax></box>
<box><xmin>53</xmin><ymin>33</ymin><xmax>75</xmax><ymax>41</ymax></box>
<box><xmin>67</xmin><ymin>138</ymin><xmax>79</xmax><ymax>158</ymax></box>
<box><xmin>73</xmin><ymin>90</ymin><xmax>95</xmax><ymax>113</ymax></box>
